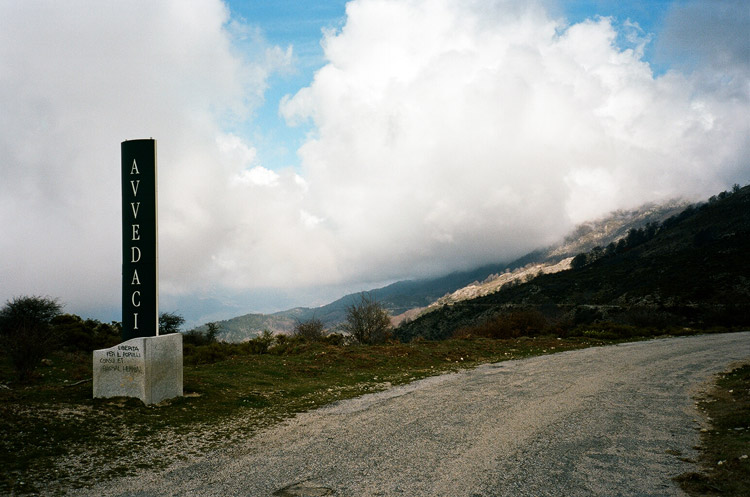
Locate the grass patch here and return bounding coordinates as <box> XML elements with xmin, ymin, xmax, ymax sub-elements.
<box><xmin>676</xmin><ymin>363</ymin><xmax>750</xmax><ymax>496</ymax></box>
<box><xmin>0</xmin><ymin>335</ymin><xmax>656</xmax><ymax>494</ymax></box>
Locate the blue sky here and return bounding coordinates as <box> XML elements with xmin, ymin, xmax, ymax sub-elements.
<box><xmin>228</xmin><ymin>0</ymin><xmax>681</xmax><ymax>173</ymax></box>
<box><xmin>224</xmin><ymin>1</ymin><xmax>349</xmax><ymax>171</ymax></box>
<box><xmin>0</xmin><ymin>0</ymin><xmax>747</xmax><ymax>326</ymax></box>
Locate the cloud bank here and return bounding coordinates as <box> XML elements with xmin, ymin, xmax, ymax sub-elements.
<box><xmin>281</xmin><ymin>0</ymin><xmax>749</xmax><ymax>281</ymax></box>
<box><xmin>0</xmin><ymin>0</ymin><xmax>291</xmax><ymax>317</ymax></box>
<box><xmin>1</xmin><ymin>0</ymin><xmax>747</xmax><ymax>322</ymax></box>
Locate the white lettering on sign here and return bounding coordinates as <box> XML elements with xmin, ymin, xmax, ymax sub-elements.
<box><xmin>130</xmin><ymin>179</ymin><xmax>140</xmax><ymax>196</ymax></box>
<box><xmin>123</xmin><ymin>141</ymin><xmax>157</xmax><ymax>338</ymax></box>
<box><xmin>131</xmin><ymin>246</ymin><xmax>141</xmax><ymax>263</ymax></box>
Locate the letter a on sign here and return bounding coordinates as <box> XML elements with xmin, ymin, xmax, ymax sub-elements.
<box><xmin>121</xmin><ymin>139</ymin><xmax>158</xmax><ymax>340</ymax></box>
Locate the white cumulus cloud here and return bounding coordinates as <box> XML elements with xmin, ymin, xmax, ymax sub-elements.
<box><xmin>0</xmin><ymin>0</ymin><xmax>747</xmax><ymax>323</ymax></box>
<box><xmin>0</xmin><ymin>0</ymin><xmax>291</xmax><ymax>317</ymax></box>
<box><xmin>281</xmin><ymin>0</ymin><xmax>749</xmax><ymax>283</ymax></box>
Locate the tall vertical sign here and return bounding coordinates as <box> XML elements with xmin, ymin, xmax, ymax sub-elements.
<box><xmin>121</xmin><ymin>139</ymin><xmax>158</xmax><ymax>340</ymax></box>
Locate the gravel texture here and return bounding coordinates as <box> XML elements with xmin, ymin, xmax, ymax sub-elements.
<box><xmin>83</xmin><ymin>332</ymin><xmax>750</xmax><ymax>497</ymax></box>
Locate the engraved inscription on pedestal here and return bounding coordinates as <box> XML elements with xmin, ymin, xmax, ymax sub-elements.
<box><xmin>93</xmin><ymin>333</ymin><xmax>182</xmax><ymax>405</ymax></box>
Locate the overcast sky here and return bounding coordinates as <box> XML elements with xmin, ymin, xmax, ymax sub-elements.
<box><xmin>1</xmin><ymin>0</ymin><xmax>748</xmax><ymax>326</ymax></box>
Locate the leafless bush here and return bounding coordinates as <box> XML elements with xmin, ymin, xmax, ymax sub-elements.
<box><xmin>292</xmin><ymin>317</ymin><xmax>326</xmax><ymax>341</ymax></box>
<box><xmin>342</xmin><ymin>293</ymin><xmax>392</xmax><ymax>344</ymax></box>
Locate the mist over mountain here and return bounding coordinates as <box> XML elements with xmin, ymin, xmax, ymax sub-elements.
<box><xmin>396</xmin><ymin>184</ymin><xmax>750</xmax><ymax>342</ymax></box>
<box><xmin>209</xmin><ymin>197</ymin><xmax>692</xmax><ymax>341</ymax></box>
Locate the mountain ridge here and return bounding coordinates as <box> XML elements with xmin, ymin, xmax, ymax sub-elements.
<box><xmin>395</xmin><ymin>184</ymin><xmax>750</xmax><ymax>342</ymax></box>
<box><xmin>208</xmin><ymin>198</ymin><xmax>691</xmax><ymax>342</ymax></box>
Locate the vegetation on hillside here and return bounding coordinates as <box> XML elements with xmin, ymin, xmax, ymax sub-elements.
<box><xmin>209</xmin><ymin>198</ymin><xmax>688</xmax><ymax>340</ymax></box>
<box><xmin>396</xmin><ymin>184</ymin><xmax>750</xmax><ymax>342</ymax></box>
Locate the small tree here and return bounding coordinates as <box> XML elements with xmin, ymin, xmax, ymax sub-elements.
<box><xmin>159</xmin><ymin>312</ymin><xmax>184</xmax><ymax>335</ymax></box>
<box><xmin>293</xmin><ymin>317</ymin><xmax>326</xmax><ymax>341</ymax></box>
<box><xmin>0</xmin><ymin>295</ymin><xmax>62</xmax><ymax>381</ymax></box>
<box><xmin>570</xmin><ymin>253</ymin><xmax>588</xmax><ymax>269</ymax></box>
<box><xmin>205</xmin><ymin>322</ymin><xmax>220</xmax><ymax>342</ymax></box>
<box><xmin>183</xmin><ymin>322</ymin><xmax>220</xmax><ymax>346</ymax></box>
<box><xmin>342</xmin><ymin>293</ymin><xmax>392</xmax><ymax>344</ymax></box>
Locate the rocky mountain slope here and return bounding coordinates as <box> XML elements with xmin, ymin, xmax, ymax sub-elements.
<box><xmin>392</xmin><ymin>200</ymin><xmax>688</xmax><ymax>325</ymax></box>
<box><xmin>210</xmin><ymin>199</ymin><xmax>691</xmax><ymax>341</ymax></box>
<box><xmin>395</xmin><ymin>185</ymin><xmax>750</xmax><ymax>342</ymax></box>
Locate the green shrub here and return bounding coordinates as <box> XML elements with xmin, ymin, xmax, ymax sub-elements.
<box><xmin>52</xmin><ymin>314</ymin><xmax>121</xmax><ymax>352</ymax></box>
<box><xmin>183</xmin><ymin>343</ymin><xmax>196</xmax><ymax>357</ymax></box>
<box><xmin>269</xmin><ymin>335</ymin><xmax>308</xmax><ymax>355</ymax></box>
<box><xmin>620</xmin><ymin>308</ymin><xmax>675</xmax><ymax>329</ymax></box>
<box><xmin>292</xmin><ymin>318</ymin><xmax>326</xmax><ymax>341</ymax></box>
<box><xmin>184</xmin><ymin>342</ymin><xmax>230</xmax><ymax>365</ymax></box>
<box><xmin>579</xmin><ymin>328</ymin><xmax>621</xmax><ymax>340</ymax></box>
<box><xmin>183</xmin><ymin>329</ymin><xmax>215</xmax><ymax>346</ymax></box>
<box><xmin>92</xmin><ymin>321</ymin><xmax>121</xmax><ymax>349</ymax></box>
<box><xmin>239</xmin><ymin>330</ymin><xmax>275</xmax><ymax>355</ymax></box>
<box><xmin>572</xmin><ymin>322</ymin><xmax>641</xmax><ymax>340</ymax></box>
<box><xmin>0</xmin><ymin>296</ymin><xmax>62</xmax><ymax>381</ymax></box>
<box><xmin>321</xmin><ymin>333</ymin><xmax>345</xmax><ymax>346</ymax></box>
<box><xmin>454</xmin><ymin>310</ymin><xmax>548</xmax><ymax>339</ymax></box>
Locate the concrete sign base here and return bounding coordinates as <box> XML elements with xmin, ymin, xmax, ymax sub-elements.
<box><xmin>93</xmin><ymin>333</ymin><xmax>183</xmax><ymax>405</ymax></box>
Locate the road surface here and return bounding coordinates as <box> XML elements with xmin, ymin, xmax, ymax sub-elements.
<box><xmin>88</xmin><ymin>332</ymin><xmax>750</xmax><ymax>497</ymax></box>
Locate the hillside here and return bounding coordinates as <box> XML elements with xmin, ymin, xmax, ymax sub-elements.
<box><xmin>396</xmin><ymin>185</ymin><xmax>750</xmax><ymax>342</ymax></box>
<box><xmin>210</xmin><ymin>200</ymin><xmax>691</xmax><ymax>341</ymax></box>
<box><xmin>392</xmin><ymin>200</ymin><xmax>688</xmax><ymax>324</ymax></box>
<box><xmin>209</xmin><ymin>263</ymin><xmax>534</xmax><ymax>339</ymax></box>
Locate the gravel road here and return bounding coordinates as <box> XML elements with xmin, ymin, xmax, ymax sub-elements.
<box><xmin>88</xmin><ymin>332</ymin><xmax>750</xmax><ymax>497</ymax></box>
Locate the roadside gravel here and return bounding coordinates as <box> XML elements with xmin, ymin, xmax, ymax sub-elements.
<box><xmin>85</xmin><ymin>332</ymin><xmax>750</xmax><ymax>497</ymax></box>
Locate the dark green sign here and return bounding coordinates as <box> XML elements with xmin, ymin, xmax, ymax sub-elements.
<box><xmin>121</xmin><ymin>139</ymin><xmax>158</xmax><ymax>340</ymax></box>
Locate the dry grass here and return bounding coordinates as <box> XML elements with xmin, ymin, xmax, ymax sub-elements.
<box><xmin>1</xmin><ymin>336</ymin><xmax>593</xmax><ymax>495</ymax></box>
<box><xmin>675</xmin><ymin>364</ymin><xmax>750</xmax><ymax>496</ymax></box>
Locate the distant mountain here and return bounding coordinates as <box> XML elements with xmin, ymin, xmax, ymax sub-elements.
<box><xmin>392</xmin><ymin>200</ymin><xmax>690</xmax><ymax>323</ymax></box>
<box><xmin>209</xmin><ymin>268</ymin><xmax>521</xmax><ymax>340</ymax></box>
<box><xmin>395</xmin><ymin>185</ymin><xmax>750</xmax><ymax>342</ymax></box>
<box><xmin>210</xmin><ymin>198</ymin><xmax>691</xmax><ymax>342</ymax></box>
<box><xmin>208</xmin><ymin>310</ymin><xmax>302</xmax><ymax>343</ymax></box>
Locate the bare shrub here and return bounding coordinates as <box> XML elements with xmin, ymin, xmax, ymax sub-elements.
<box><xmin>293</xmin><ymin>317</ymin><xmax>326</xmax><ymax>341</ymax></box>
<box><xmin>342</xmin><ymin>293</ymin><xmax>392</xmax><ymax>344</ymax></box>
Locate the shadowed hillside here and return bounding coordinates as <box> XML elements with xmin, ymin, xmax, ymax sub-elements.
<box><xmin>209</xmin><ymin>199</ymin><xmax>688</xmax><ymax>341</ymax></box>
<box><xmin>396</xmin><ymin>184</ymin><xmax>750</xmax><ymax>342</ymax></box>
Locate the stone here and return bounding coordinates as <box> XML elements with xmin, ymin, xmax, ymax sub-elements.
<box><xmin>273</xmin><ymin>481</ymin><xmax>334</xmax><ymax>496</ymax></box>
<box><xmin>93</xmin><ymin>333</ymin><xmax>182</xmax><ymax>405</ymax></box>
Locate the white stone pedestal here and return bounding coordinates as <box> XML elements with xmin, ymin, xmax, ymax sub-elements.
<box><xmin>93</xmin><ymin>333</ymin><xmax>183</xmax><ymax>405</ymax></box>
